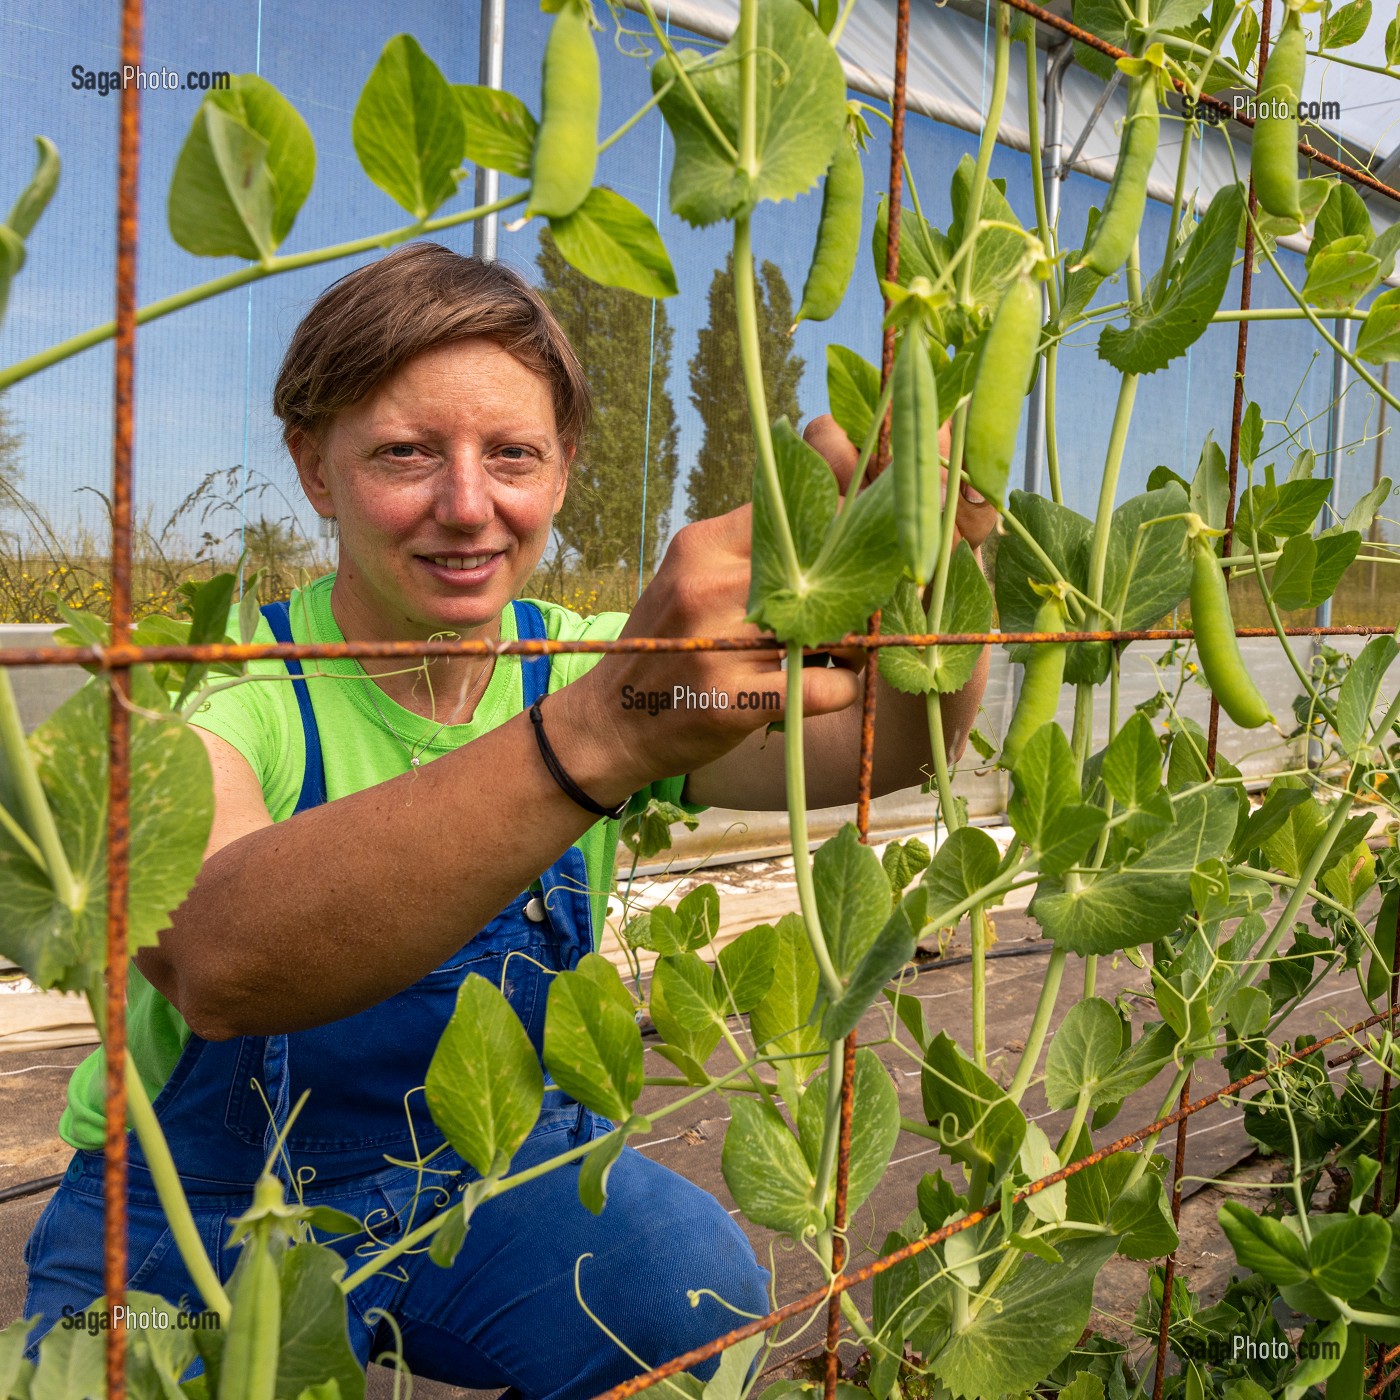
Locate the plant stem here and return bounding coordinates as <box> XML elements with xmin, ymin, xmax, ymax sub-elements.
<box><xmin>0</xmin><ymin>667</ymin><xmax>78</xmax><ymax>907</ymax></box>
<box><xmin>958</xmin><ymin>2</ymin><xmax>1012</xmax><ymax>307</ymax></box>
<box><xmin>122</xmin><ymin>1049</ymin><xmax>232</xmax><ymax>1322</ymax></box>
<box><xmin>1007</xmin><ymin>946</ymin><xmax>1066</xmax><ymax>1102</ymax></box>
<box><xmin>0</xmin><ymin>192</ymin><xmax>528</xmax><ymax>392</ymax></box>
<box><xmin>812</xmin><ymin>1037</ymin><xmax>847</xmax><ymax>1227</ymax></box>
<box><xmin>971</xmin><ymin>906</ymin><xmax>989</xmax><ymax>1069</ymax></box>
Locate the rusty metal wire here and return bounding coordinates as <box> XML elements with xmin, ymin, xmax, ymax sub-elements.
<box><xmin>998</xmin><ymin>0</ymin><xmax>1400</xmax><ymax>205</ymax></box>
<box><xmin>590</xmin><ymin>1005</ymin><xmax>1399</xmax><ymax>1399</ymax></box>
<box><xmin>3</xmin><ymin>621</ymin><xmax>1397</xmax><ymax>672</ymax></box>
<box><xmin>28</xmin><ymin>0</ymin><xmax>1399</xmax><ymax>1395</ymax></box>
<box><xmin>832</xmin><ymin>0</ymin><xmax>911</xmax><ymax>1388</ymax></box>
<box><xmin>104</xmin><ymin>0</ymin><xmax>142</xmax><ymax>1391</ymax></box>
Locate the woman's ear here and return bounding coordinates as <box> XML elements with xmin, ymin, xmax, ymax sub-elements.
<box><xmin>553</xmin><ymin>441</ymin><xmax>575</xmax><ymax>515</ymax></box>
<box><xmin>289</xmin><ymin>429</ymin><xmax>336</xmax><ymax>521</ymax></box>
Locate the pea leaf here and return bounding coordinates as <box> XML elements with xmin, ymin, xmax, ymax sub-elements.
<box><xmin>276</xmin><ymin>1245</ymin><xmax>366</xmax><ymax>1400</ymax></box>
<box><xmin>748</xmin><ymin>420</ymin><xmax>903</xmax><ymax>647</ymax></box>
<box><xmin>654</xmin><ymin>0</ymin><xmax>846</xmax><ymax>226</ymax></box>
<box><xmin>168</xmin><ymin>104</ymin><xmax>278</xmax><ymax>260</ymax></box>
<box><xmin>872</xmin><ymin>186</ymin><xmax>948</xmax><ymax>277</ymax></box>
<box><xmin>714</xmin><ymin>921</ymin><xmax>778</xmax><ymax>1014</ymax></box>
<box><xmin>949</xmin><ymin>153</ymin><xmax>1026</xmax><ymax>313</ymax></box>
<box><xmin>826</xmin><ymin>344</ymin><xmax>880</xmax><ymax>455</ymax></box>
<box><xmin>1103</xmin><ymin>483</ymin><xmax>1194</xmax><ymax>633</ymax></box>
<box><xmin>0</xmin><ymin>672</ymin><xmax>212</xmax><ymax>991</ymax></box>
<box><xmin>1356</xmin><ymin>288</ymin><xmax>1400</xmax><ymax>362</ymax></box>
<box><xmin>1272</xmin><ymin>530</ymin><xmax>1361</xmax><ymax>609</ymax></box>
<box><xmin>1234</xmin><ymin>475</ymin><xmax>1333</xmax><ymax>547</ymax></box>
<box><xmin>923</xmin><ymin>827</ymin><xmax>1001</xmax><ymax>926</ymax></box>
<box><xmin>921</xmin><ymin>1030</ymin><xmax>1027</xmax><ymax>1179</ymax></box>
<box><xmin>454</xmin><ymin>84</ymin><xmax>536</xmax><ymax>177</ymax></box>
<box><xmin>30</xmin><ymin>1320</ymin><xmax>104</xmax><ymax>1400</ymax></box>
<box><xmin>1030</xmin><ymin>787</ymin><xmax>1238</xmax><ymax>955</ymax></box>
<box><xmin>1007</xmin><ymin>723</ymin><xmax>1108</xmax><ymax>878</ymax></box>
<box><xmin>1308</xmin><ymin>1212</ymin><xmax>1392</xmax><ymax>1297</ymax></box>
<box><xmin>883</xmin><ymin>837</ymin><xmax>932</xmax><ymax>895</ymax></box>
<box><xmin>1232</xmin><ymin>3</ymin><xmax>1261</xmax><ymax>72</ymax></box>
<box><xmin>650</xmin><ymin>951</ymin><xmax>722</xmax><ymax>1036</ymax></box>
<box><xmin>1044</xmin><ymin>998</ymin><xmax>1124</xmax><ymax>1110</ymax></box>
<box><xmin>544</xmin><ymin>963</ymin><xmax>644</xmax><ymax>1120</ymax></box>
<box><xmin>579</xmin><ymin>1113</ymin><xmax>649</xmax><ymax>1215</ymax></box>
<box><xmin>1389</xmin><ymin>8</ymin><xmax>1400</xmax><ymax>66</ymax></box>
<box><xmin>814</xmin><ymin>822</ymin><xmax>890</xmax><ymax>978</ymax></box>
<box><xmin>1218</xmin><ymin>1201</ymin><xmax>1310</xmax><ymax>1286</ymax></box>
<box><xmin>721</xmin><ymin>1097</ymin><xmax>823</xmax><ymax>1237</ymax></box>
<box><xmin>1337</xmin><ymin>633</ymin><xmax>1400</xmax><ymax>759</ymax></box>
<box><xmin>928</xmin><ymin>1235</ymin><xmax>1120</xmax><ymax>1400</ymax></box>
<box><xmin>6</xmin><ymin>134</ymin><xmax>60</xmax><ymax>240</ymax></box>
<box><xmin>1110</xmin><ymin>1172</ymin><xmax>1180</xmax><ymax>1258</ymax></box>
<box><xmin>352</xmin><ymin>34</ymin><xmax>465</xmax><ymax>218</ymax></box>
<box><xmin>1098</xmin><ymin>183</ymin><xmax>1244</xmax><ymax>374</ymax></box>
<box><xmin>425</xmin><ymin>975</ymin><xmax>543</xmax><ymax>1175</ymax></box>
<box><xmin>619</xmin><ymin>796</ymin><xmax>699</xmax><ymax>860</ymax></box>
<box><xmin>548</xmin><ymin>186</ymin><xmax>677</xmax><ymax>299</ymax></box>
<box><xmin>799</xmin><ymin>1048</ymin><xmax>901</xmax><ymax>1214</ymax></box>
<box><xmin>1303</xmin><ymin>246</ymin><xmax>1381</xmax><ymax>310</ymax></box>
<box><xmin>878</xmin><ymin>545</ymin><xmax>992</xmax><ymax>695</ymax></box>
<box><xmin>1322</xmin><ymin>0</ymin><xmax>1372</xmax><ymax>48</ymax></box>
<box><xmin>749</xmin><ymin>913</ymin><xmax>827</xmax><ymax>1104</ymax></box>
<box><xmin>822</xmin><ymin>886</ymin><xmax>929</xmax><ymax>1039</ymax></box>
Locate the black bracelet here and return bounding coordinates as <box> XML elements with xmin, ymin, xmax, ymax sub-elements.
<box><xmin>529</xmin><ymin>697</ymin><xmax>629</xmax><ymax>821</ymax></box>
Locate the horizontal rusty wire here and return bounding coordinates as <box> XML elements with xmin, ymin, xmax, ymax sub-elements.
<box><xmin>0</xmin><ymin>622</ymin><xmax>1396</xmax><ymax>671</ymax></box>
<box><xmin>999</xmin><ymin>0</ymin><xmax>1400</xmax><ymax>205</ymax></box>
<box><xmin>589</xmin><ymin>1004</ymin><xmax>1400</xmax><ymax>1399</ymax></box>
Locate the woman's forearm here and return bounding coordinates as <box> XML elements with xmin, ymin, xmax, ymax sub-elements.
<box><xmin>143</xmin><ymin>684</ymin><xmax>648</xmax><ymax>1041</ymax></box>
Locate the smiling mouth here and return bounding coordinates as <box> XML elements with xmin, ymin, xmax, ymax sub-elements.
<box><xmin>422</xmin><ymin>552</ymin><xmax>500</xmax><ymax>571</ymax></box>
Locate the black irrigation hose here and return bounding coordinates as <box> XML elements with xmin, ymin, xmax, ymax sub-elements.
<box><xmin>911</xmin><ymin>941</ymin><xmax>1056</xmax><ymax>972</ymax></box>
<box><xmin>0</xmin><ymin>1172</ymin><xmax>64</xmax><ymax>1206</ymax></box>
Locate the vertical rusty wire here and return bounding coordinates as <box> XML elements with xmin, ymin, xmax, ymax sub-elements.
<box><xmin>106</xmin><ymin>0</ymin><xmax>142</xmax><ymax>1392</ymax></box>
<box><xmin>1152</xmin><ymin>6</ymin><xmax>1269</xmax><ymax>1394</ymax></box>
<box><xmin>828</xmin><ymin>4</ymin><xmax>910</xmax><ymax>1391</ymax></box>
<box><xmin>1371</xmin><ymin>896</ymin><xmax>1400</xmax><ymax>1388</ymax></box>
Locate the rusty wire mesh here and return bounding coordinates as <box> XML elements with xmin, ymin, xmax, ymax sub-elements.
<box><xmin>2</xmin><ymin>0</ymin><xmax>1399</xmax><ymax>1395</ymax></box>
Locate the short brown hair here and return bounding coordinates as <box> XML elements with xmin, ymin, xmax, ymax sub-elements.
<box><xmin>273</xmin><ymin>242</ymin><xmax>592</xmax><ymax>449</ymax></box>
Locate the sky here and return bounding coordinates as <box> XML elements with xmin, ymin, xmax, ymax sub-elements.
<box><xmin>0</xmin><ymin>0</ymin><xmax>1394</xmax><ymax>581</ymax></box>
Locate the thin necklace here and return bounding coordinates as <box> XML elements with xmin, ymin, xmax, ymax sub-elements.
<box><xmin>359</xmin><ymin>655</ymin><xmax>495</xmax><ymax>769</ymax></box>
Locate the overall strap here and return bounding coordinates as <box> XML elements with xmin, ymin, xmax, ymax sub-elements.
<box><xmin>511</xmin><ymin>599</ymin><xmax>552</xmax><ymax>709</ymax></box>
<box><xmin>511</xmin><ymin>599</ymin><xmax>606</xmax><ymax>967</ymax></box>
<box><xmin>260</xmin><ymin>600</ymin><xmax>327</xmax><ymax>815</ymax></box>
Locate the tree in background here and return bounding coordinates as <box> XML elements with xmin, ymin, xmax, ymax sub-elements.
<box><xmin>686</xmin><ymin>254</ymin><xmax>803</xmax><ymax>522</ymax></box>
<box><xmin>0</xmin><ymin>395</ymin><xmax>21</xmax><ymax>500</ymax></box>
<box><xmin>536</xmin><ymin>226</ymin><xmax>678</xmax><ymax>579</ymax></box>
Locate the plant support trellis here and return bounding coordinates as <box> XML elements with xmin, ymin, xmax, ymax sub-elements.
<box><xmin>3</xmin><ymin>0</ymin><xmax>1400</xmax><ymax>1396</ymax></box>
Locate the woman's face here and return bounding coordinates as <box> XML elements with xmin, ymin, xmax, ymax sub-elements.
<box><xmin>293</xmin><ymin>338</ymin><xmax>570</xmax><ymax>639</ymax></box>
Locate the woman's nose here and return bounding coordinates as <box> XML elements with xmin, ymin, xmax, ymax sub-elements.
<box><xmin>434</xmin><ymin>452</ymin><xmax>493</xmax><ymax>531</ymax></box>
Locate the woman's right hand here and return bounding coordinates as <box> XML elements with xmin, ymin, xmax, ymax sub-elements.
<box><xmin>548</xmin><ymin>502</ymin><xmax>865</xmax><ymax>803</ymax></box>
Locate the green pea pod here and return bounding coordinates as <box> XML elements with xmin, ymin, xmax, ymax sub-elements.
<box><xmin>891</xmin><ymin>322</ymin><xmax>941</xmax><ymax>587</ymax></box>
<box><xmin>964</xmin><ymin>272</ymin><xmax>1041</xmax><ymax>509</ymax></box>
<box><xmin>795</xmin><ymin>132</ymin><xmax>863</xmax><ymax>324</ymax></box>
<box><xmin>1076</xmin><ymin>75</ymin><xmax>1159</xmax><ymax>277</ymax></box>
<box><xmin>1189</xmin><ymin>534</ymin><xmax>1273</xmax><ymax>729</ymax></box>
<box><xmin>526</xmin><ymin>1</ymin><xmax>599</xmax><ymax>220</ymax></box>
<box><xmin>1252</xmin><ymin>9</ymin><xmax>1305</xmax><ymax>224</ymax></box>
<box><xmin>1001</xmin><ymin>594</ymin><xmax>1067</xmax><ymax>769</ymax></box>
<box><xmin>218</xmin><ymin>1237</ymin><xmax>280</xmax><ymax>1400</ymax></box>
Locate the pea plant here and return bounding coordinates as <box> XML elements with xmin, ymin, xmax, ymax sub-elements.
<box><xmin>3</xmin><ymin>0</ymin><xmax>1400</xmax><ymax>1395</ymax></box>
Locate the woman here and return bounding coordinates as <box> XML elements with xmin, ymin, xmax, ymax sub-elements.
<box><xmin>23</xmin><ymin>243</ymin><xmax>996</xmax><ymax>1397</ymax></box>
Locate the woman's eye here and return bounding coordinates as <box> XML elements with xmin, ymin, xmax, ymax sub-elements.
<box><xmin>386</xmin><ymin>444</ymin><xmax>418</xmax><ymax>459</ymax></box>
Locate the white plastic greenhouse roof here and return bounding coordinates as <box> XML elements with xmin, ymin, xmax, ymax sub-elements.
<box><xmin>638</xmin><ymin>0</ymin><xmax>1400</xmax><ymax>234</ymax></box>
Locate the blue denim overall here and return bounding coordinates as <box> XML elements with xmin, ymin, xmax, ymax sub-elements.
<box><xmin>22</xmin><ymin>598</ymin><xmax>769</xmax><ymax>1398</ymax></box>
